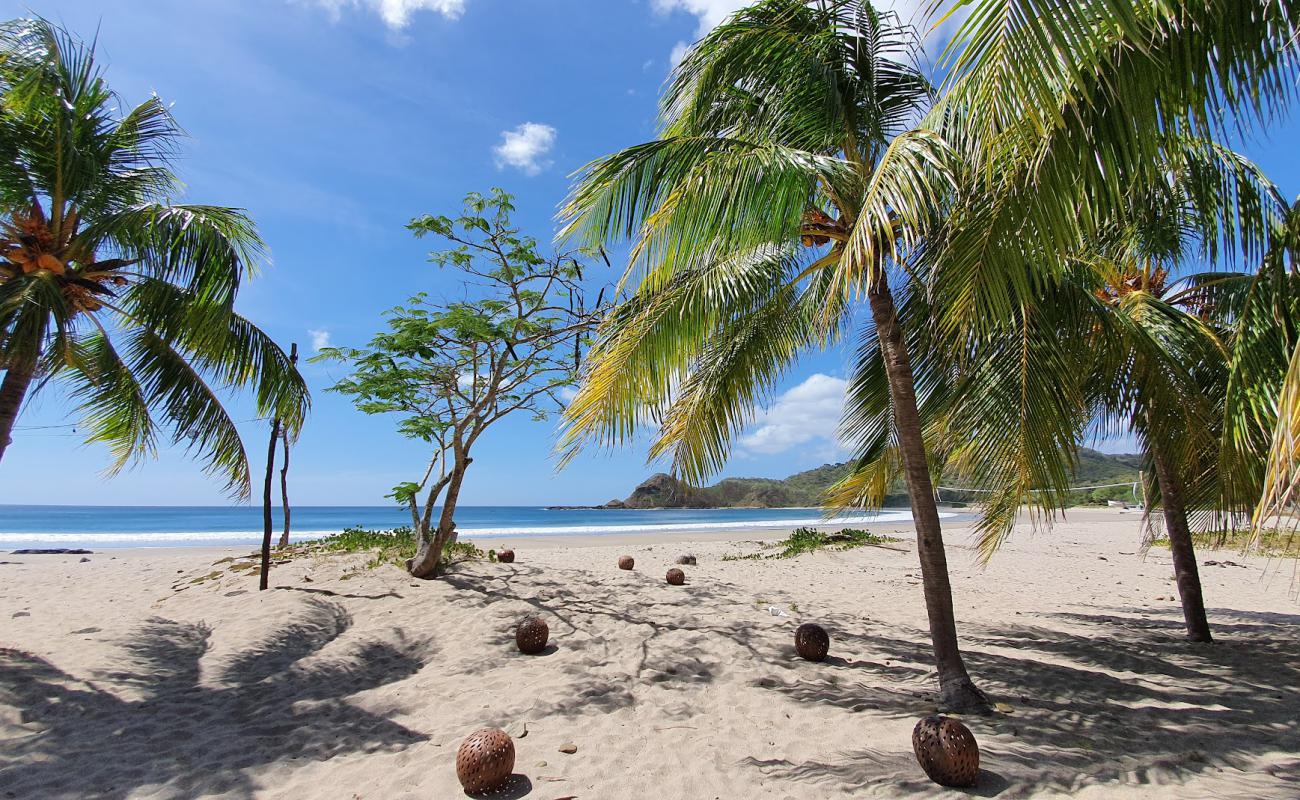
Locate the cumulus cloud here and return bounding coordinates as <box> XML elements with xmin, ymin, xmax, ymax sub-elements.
<box><xmin>654</xmin><ymin>0</ymin><xmax>954</xmax><ymax>66</ymax></box>
<box><xmin>493</xmin><ymin>122</ymin><xmax>557</xmax><ymax>176</ymax></box>
<box><xmin>303</xmin><ymin>0</ymin><xmax>466</xmax><ymax>30</ymax></box>
<box><xmin>652</xmin><ymin>0</ymin><xmax>750</xmax><ymax>35</ymax></box>
<box><xmin>739</xmin><ymin>373</ymin><xmax>848</xmax><ymax>456</ymax></box>
<box><xmin>309</xmin><ymin>329</ymin><xmax>332</xmax><ymax>351</ymax></box>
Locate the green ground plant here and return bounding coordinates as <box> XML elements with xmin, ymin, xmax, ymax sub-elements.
<box><xmin>1152</xmin><ymin>529</ymin><xmax>1300</xmax><ymax>558</ymax></box>
<box><xmin>724</xmin><ymin>527</ymin><xmax>900</xmax><ymax>561</ymax></box>
<box><xmin>297</xmin><ymin>526</ymin><xmax>484</xmax><ymax>570</ymax></box>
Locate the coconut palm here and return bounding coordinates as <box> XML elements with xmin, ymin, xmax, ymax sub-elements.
<box><xmin>0</xmin><ymin>19</ymin><xmax>308</xmax><ymax>496</ymax></box>
<box><xmin>926</xmin><ymin>0</ymin><xmax>1300</xmax><ymax>549</ymax></box>
<box><xmin>1219</xmin><ymin>206</ymin><xmax>1300</xmax><ymax>537</ymax></box>
<box><xmin>832</xmin><ymin>137</ymin><xmax>1285</xmax><ymax>644</ymax></box>
<box><xmin>559</xmin><ymin>0</ymin><xmax>990</xmax><ymax>711</ymax></box>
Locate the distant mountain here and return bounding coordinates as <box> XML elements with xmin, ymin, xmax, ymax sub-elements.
<box><xmin>595</xmin><ymin>448</ymin><xmax>1144</xmax><ymax>509</ymax></box>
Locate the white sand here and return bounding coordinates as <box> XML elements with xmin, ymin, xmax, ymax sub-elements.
<box><xmin>1</xmin><ymin>509</ymin><xmax>1297</xmax><ymax>799</ymax></box>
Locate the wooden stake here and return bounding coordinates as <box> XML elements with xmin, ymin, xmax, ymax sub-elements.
<box><xmin>260</xmin><ymin>413</ymin><xmax>281</xmax><ymax>591</ymax></box>
<box><xmin>278</xmin><ymin>343</ymin><xmax>298</xmax><ymax>549</ymax></box>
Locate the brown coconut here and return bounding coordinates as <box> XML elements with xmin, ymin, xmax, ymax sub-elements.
<box><xmin>912</xmin><ymin>715</ymin><xmax>980</xmax><ymax>788</ymax></box>
<box><xmin>456</xmin><ymin>728</ymin><xmax>515</xmax><ymax>794</ymax></box>
<box><xmin>794</xmin><ymin>622</ymin><xmax>829</xmax><ymax>662</ymax></box>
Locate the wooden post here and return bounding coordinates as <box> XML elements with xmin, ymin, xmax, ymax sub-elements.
<box><xmin>260</xmin><ymin>414</ymin><xmax>281</xmax><ymax>591</ymax></box>
<box><xmin>278</xmin><ymin>343</ymin><xmax>298</xmax><ymax>549</ymax></box>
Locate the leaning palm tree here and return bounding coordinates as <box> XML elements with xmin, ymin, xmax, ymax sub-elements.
<box><xmin>0</xmin><ymin>19</ymin><xmax>308</xmax><ymax>496</ymax></box>
<box><xmin>559</xmin><ymin>0</ymin><xmax>990</xmax><ymax>711</ymax></box>
<box><xmin>928</xmin><ymin>0</ymin><xmax>1300</xmax><ymax>552</ymax></box>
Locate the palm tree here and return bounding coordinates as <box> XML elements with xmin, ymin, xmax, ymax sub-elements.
<box><xmin>925</xmin><ymin>0</ymin><xmax>1298</xmax><ymax>399</ymax></box>
<box><xmin>1220</xmin><ymin>206</ymin><xmax>1300</xmax><ymax>535</ymax></box>
<box><xmin>559</xmin><ymin>0</ymin><xmax>990</xmax><ymax>711</ymax></box>
<box><xmin>839</xmin><ymin>140</ymin><xmax>1284</xmax><ymax>644</ymax></box>
<box><xmin>1068</xmin><ymin>154</ymin><xmax>1288</xmax><ymax>643</ymax></box>
<box><xmin>926</xmin><ymin>0</ymin><xmax>1300</xmax><ymax>555</ymax></box>
<box><xmin>0</xmin><ymin>19</ymin><xmax>308</xmax><ymax>496</ymax></box>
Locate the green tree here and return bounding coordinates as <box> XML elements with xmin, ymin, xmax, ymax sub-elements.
<box><xmin>318</xmin><ymin>190</ymin><xmax>602</xmax><ymax>579</ymax></box>
<box><xmin>558</xmin><ymin>1</ymin><xmax>990</xmax><ymax>711</ymax></box>
<box><xmin>929</xmin><ymin>0</ymin><xmax>1300</xmax><ymax>529</ymax></box>
<box><xmin>0</xmin><ymin>19</ymin><xmax>308</xmax><ymax>495</ymax></box>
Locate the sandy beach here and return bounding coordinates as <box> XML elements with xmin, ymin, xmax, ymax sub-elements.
<box><xmin>1</xmin><ymin>508</ymin><xmax>1297</xmax><ymax>799</ymax></box>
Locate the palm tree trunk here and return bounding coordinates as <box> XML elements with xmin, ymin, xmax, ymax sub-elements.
<box><xmin>1149</xmin><ymin>441</ymin><xmax>1213</xmax><ymax>642</ymax></box>
<box><xmin>0</xmin><ymin>358</ymin><xmax>37</xmax><ymax>464</ymax></box>
<box><xmin>867</xmin><ymin>274</ymin><xmax>990</xmax><ymax>713</ymax></box>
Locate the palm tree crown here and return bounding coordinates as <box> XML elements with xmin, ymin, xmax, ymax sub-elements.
<box><xmin>0</xmin><ymin>18</ymin><xmax>308</xmax><ymax>497</ymax></box>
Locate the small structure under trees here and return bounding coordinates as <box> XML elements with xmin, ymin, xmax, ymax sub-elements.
<box><xmin>317</xmin><ymin>189</ymin><xmax>604</xmax><ymax>578</ymax></box>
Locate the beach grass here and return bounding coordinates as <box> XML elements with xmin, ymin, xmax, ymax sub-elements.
<box><xmin>1153</xmin><ymin>528</ymin><xmax>1300</xmax><ymax>558</ymax></box>
<box><xmin>723</xmin><ymin>526</ymin><xmax>901</xmax><ymax>561</ymax></box>
<box><xmin>298</xmin><ymin>526</ymin><xmax>484</xmax><ymax>569</ymax></box>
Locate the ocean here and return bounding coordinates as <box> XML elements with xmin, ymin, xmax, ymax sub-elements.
<box><xmin>0</xmin><ymin>504</ymin><xmax>920</xmax><ymax>550</ymax></box>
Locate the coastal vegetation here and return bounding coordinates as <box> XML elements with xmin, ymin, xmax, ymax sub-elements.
<box><xmin>559</xmin><ymin>0</ymin><xmax>991</xmax><ymax>713</ymax></box>
<box><xmin>608</xmin><ymin>449</ymin><xmax>1145</xmax><ymax>509</ymax></box>
<box><xmin>316</xmin><ymin>190</ymin><xmax>604</xmax><ymax>578</ymax></box>
<box><xmin>0</xmin><ymin>18</ymin><xmax>308</xmax><ymax>494</ymax></box>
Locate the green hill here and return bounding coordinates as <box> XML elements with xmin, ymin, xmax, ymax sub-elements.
<box><xmin>605</xmin><ymin>448</ymin><xmax>1143</xmax><ymax>509</ymax></box>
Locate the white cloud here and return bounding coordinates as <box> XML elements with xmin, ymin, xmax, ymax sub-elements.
<box><xmin>309</xmin><ymin>329</ymin><xmax>332</xmax><ymax>351</ymax></box>
<box><xmin>668</xmin><ymin>40</ymin><xmax>691</xmax><ymax>70</ymax></box>
<box><xmin>652</xmin><ymin>0</ymin><xmax>750</xmax><ymax>36</ymax></box>
<box><xmin>653</xmin><ymin>0</ymin><xmax>956</xmax><ymax>65</ymax></box>
<box><xmin>493</xmin><ymin>122</ymin><xmax>557</xmax><ymax>176</ymax></box>
<box><xmin>739</xmin><ymin>373</ymin><xmax>848</xmax><ymax>456</ymax></box>
<box><xmin>303</xmin><ymin>0</ymin><xmax>465</xmax><ymax>30</ymax></box>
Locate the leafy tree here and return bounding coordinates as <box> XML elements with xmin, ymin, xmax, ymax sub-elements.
<box><xmin>0</xmin><ymin>19</ymin><xmax>308</xmax><ymax>495</ymax></box>
<box><xmin>557</xmin><ymin>1</ymin><xmax>991</xmax><ymax>711</ymax></box>
<box><xmin>318</xmin><ymin>190</ymin><xmax>603</xmax><ymax>578</ymax></box>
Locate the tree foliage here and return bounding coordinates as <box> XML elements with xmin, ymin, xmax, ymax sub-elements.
<box><xmin>318</xmin><ymin>189</ymin><xmax>604</xmax><ymax>577</ymax></box>
<box><xmin>0</xmin><ymin>18</ymin><xmax>308</xmax><ymax>497</ymax></box>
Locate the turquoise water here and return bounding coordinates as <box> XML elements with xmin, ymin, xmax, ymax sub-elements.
<box><xmin>0</xmin><ymin>504</ymin><xmax>919</xmax><ymax>549</ymax></box>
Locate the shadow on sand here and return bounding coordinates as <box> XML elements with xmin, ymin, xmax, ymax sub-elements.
<box><xmin>745</xmin><ymin>605</ymin><xmax>1300</xmax><ymax>797</ymax></box>
<box><xmin>0</xmin><ymin>597</ymin><xmax>432</xmax><ymax>799</ymax></box>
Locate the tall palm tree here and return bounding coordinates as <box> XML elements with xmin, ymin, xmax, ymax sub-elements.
<box><xmin>926</xmin><ymin>0</ymin><xmax>1300</xmax><ymax>553</ymax></box>
<box><xmin>0</xmin><ymin>19</ymin><xmax>308</xmax><ymax>496</ymax></box>
<box><xmin>1067</xmin><ymin>156</ymin><xmax>1286</xmax><ymax>643</ymax></box>
<box><xmin>834</xmin><ymin>141</ymin><xmax>1285</xmax><ymax>644</ymax></box>
<box><xmin>559</xmin><ymin>0</ymin><xmax>990</xmax><ymax>711</ymax></box>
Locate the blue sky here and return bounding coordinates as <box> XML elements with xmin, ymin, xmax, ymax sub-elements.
<box><xmin>2</xmin><ymin>0</ymin><xmax>1298</xmax><ymax>507</ymax></box>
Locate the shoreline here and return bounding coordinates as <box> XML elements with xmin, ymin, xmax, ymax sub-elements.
<box><xmin>0</xmin><ymin>506</ymin><xmax>966</xmax><ymax>550</ymax></box>
<box><xmin>0</xmin><ymin>507</ymin><xmax>1158</xmax><ymax>557</ymax></box>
